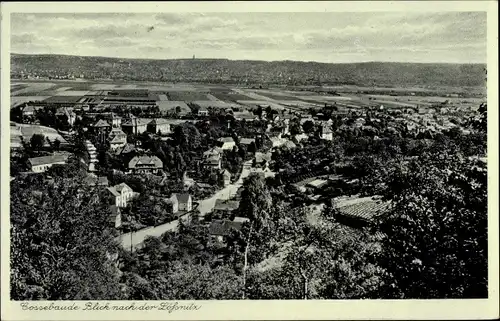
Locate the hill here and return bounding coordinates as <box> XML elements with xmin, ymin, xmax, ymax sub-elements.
<box><xmin>11</xmin><ymin>53</ymin><xmax>486</xmax><ymax>87</ymax></box>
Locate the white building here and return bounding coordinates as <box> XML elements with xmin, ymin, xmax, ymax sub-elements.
<box><xmin>107</xmin><ymin>183</ymin><xmax>136</xmax><ymax>208</ymax></box>
<box><xmin>28</xmin><ymin>155</ymin><xmax>68</xmax><ymax>173</ymax></box>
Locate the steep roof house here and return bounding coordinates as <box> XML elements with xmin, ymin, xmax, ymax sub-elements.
<box><xmin>107</xmin><ymin>182</ymin><xmax>136</xmax><ymax>208</ymax></box>
<box><xmin>128</xmin><ymin>155</ymin><xmax>163</xmax><ymax>174</ymax></box>
<box><xmin>171</xmin><ymin>193</ymin><xmax>193</xmax><ymax>213</ymax></box>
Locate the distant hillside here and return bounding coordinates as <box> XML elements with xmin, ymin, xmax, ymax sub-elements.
<box><xmin>11</xmin><ymin>53</ymin><xmax>486</xmax><ymax>87</ymax></box>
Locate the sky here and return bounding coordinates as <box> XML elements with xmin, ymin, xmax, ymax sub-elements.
<box><xmin>10</xmin><ymin>12</ymin><xmax>487</xmax><ymax>63</ymax></box>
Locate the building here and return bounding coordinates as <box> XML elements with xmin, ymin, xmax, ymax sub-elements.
<box><xmin>217</xmin><ymin>137</ymin><xmax>236</xmax><ymax>150</ymax></box>
<box><xmin>22</xmin><ymin>105</ymin><xmax>36</xmax><ymax>117</ymax></box>
<box><xmin>121</xmin><ymin>116</ymin><xmax>148</xmax><ymax>135</ymax></box>
<box><xmin>93</xmin><ymin>119</ymin><xmax>111</xmax><ymax>132</ymax></box>
<box><xmin>239</xmin><ymin>137</ymin><xmax>256</xmax><ymax>147</ymax></box>
<box><xmin>198</xmin><ymin>106</ymin><xmax>209</xmax><ymax>116</ymax></box>
<box><xmin>254</xmin><ymin>152</ymin><xmax>272</xmax><ymax>170</ymax></box>
<box><xmin>107</xmin><ymin>182</ymin><xmax>135</xmax><ymax>208</ymax></box>
<box><xmin>213</xmin><ymin>199</ymin><xmax>240</xmax><ymax>218</ymax></box>
<box><xmin>128</xmin><ymin>155</ymin><xmax>163</xmax><ymax>174</ymax></box>
<box><xmin>28</xmin><ymin>154</ymin><xmax>68</xmax><ymax>173</ymax></box>
<box><xmin>108</xmin><ymin>128</ymin><xmax>128</xmax><ymax>151</ymax></box>
<box><xmin>55</xmin><ymin>107</ymin><xmax>77</xmax><ymax>126</ymax></box>
<box><xmin>147</xmin><ymin>118</ymin><xmax>171</xmax><ymax>135</ymax></box>
<box><xmin>111</xmin><ymin>113</ymin><xmax>122</xmax><ymax>128</ymax></box>
<box><xmin>83</xmin><ymin>174</ymin><xmax>109</xmax><ymax>187</ymax></box>
<box><xmin>318</xmin><ymin>121</ymin><xmax>333</xmax><ymax>141</ymax></box>
<box><xmin>109</xmin><ymin>205</ymin><xmax>122</xmax><ymax>229</ymax></box>
<box><xmin>209</xmin><ymin>219</ymin><xmax>246</xmax><ymax>243</ymax></box>
<box><xmin>233</xmin><ymin>111</ymin><xmax>257</xmax><ymax>121</ymax></box>
<box><xmin>84</xmin><ymin>140</ymin><xmax>99</xmax><ymax>172</ymax></box>
<box><xmin>171</xmin><ymin>193</ymin><xmax>193</xmax><ymax>213</ymax></box>
<box><xmin>219</xmin><ymin>169</ymin><xmax>231</xmax><ymax>187</ymax></box>
<box><xmin>203</xmin><ymin>147</ymin><xmax>223</xmax><ymax>170</ymax></box>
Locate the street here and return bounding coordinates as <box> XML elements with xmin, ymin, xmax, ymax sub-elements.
<box><xmin>118</xmin><ymin>160</ymin><xmax>253</xmax><ymax>250</ymax></box>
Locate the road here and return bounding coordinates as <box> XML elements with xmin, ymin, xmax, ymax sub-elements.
<box><xmin>118</xmin><ymin>160</ymin><xmax>254</xmax><ymax>250</ymax></box>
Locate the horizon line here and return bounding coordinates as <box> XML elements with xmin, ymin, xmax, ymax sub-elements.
<box><xmin>10</xmin><ymin>52</ymin><xmax>487</xmax><ymax>65</ymax></box>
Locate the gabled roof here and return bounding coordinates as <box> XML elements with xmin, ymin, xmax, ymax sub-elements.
<box><xmin>214</xmin><ymin>199</ymin><xmax>240</xmax><ymax>212</ymax></box>
<box><xmin>128</xmin><ymin>155</ymin><xmax>163</xmax><ymax>169</ymax></box>
<box><xmin>107</xmin><ymin>182</ymin><xmax>133</xmax><ymax>197</ymax></box>
<box><xmin>114</xmin><ymin>182</ymin><xmax>131</xmax><ymax>193</ymax></box>
<box><xmin>209</xmin><ymin>219</ymin><xmax>245</xmax><ymax>236</ymax></box>
<box><xmin>203</xmin><ymin>147</ymin><xmax>222</xmax><ymax>157</ymax></box>
<box><xmin>174</xmin><ymin>193</ymin><xmax>191</xmax><ymax>204</ymax></box>
<box><xmin>93</xmin><ymin>119</ymin><xmax>111</xmax><ymax>127</ymax></box>
<box><xmin>255</xmin><ymin>152</ymin><xmax>272</xmax><ymax>163</ymax></box>
<box><xmin>29</xmin><ymin>155</ymin><xmax>68</xmax><ymax>167</ymax></box>
<box><xmin>218</xmin><ymin>137</ymin><xmax>235</xmax><ymax>144</ymax></box>
<box><xmin>240</xmin><ymin>138</ymin><xmax>255</xmax><ymax>145</ymax></box>
<box><xmin>220</xmin><ymin>169</ymin><xmax>231</xmax><ymax>178</ymax></box>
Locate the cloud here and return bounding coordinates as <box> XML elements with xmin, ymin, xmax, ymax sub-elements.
<box><xmin>9</xmin><ymin>12</ymin><xmax>487</xmax><ymax>63</ymax></box>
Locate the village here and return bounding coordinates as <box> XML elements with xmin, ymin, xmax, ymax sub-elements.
<box><xmin>10</xmin><ymin>83</ymin><xmax>485</xmax><ymax>256</ymax></box>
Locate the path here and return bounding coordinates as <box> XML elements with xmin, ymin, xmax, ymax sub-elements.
<box><xmin>118</xmin><ymin>160</ymin><xmax>254</xmax><ymax>250</ymax></box>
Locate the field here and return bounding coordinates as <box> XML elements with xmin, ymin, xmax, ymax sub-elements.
<box><xmin>11</xmin><ymin>96</ymin><xmax>51</xmax><ymax>108</ymax></box>
<box><xmin>10</xmin><ymin>80</ymin><xmax>485</xmax><ymax>114</ymax></box>
<box><xmin>167</xmin><ymin>91</ymin><xmax>210</xmax><ymax>101</ymax></box>
<box><xmin>210</xmin><ymin>92</ymin><xmax>257</xmax><ymax>102</ymax></box>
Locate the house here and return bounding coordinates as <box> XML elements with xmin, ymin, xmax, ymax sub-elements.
<box><xmin>209</xmin><ymin>219</ymin><xmax>246</xmax><ymax>243</ymax></box>
<box><xmin>203</xmin><ymin>147</ymin><xmax>222</xmax><ymax>170</ymax></box>
<box><xmin>217</xmin><ymin>137</ymin><xmax>236</xmax><ymax>150</ymax></box>
<box><xmin>28</xmin><ymin>154</ymin><xmax>69</xmax><ymax>173</ymax></box>
<box><xmin>306</xmin><ymin>179</ymin><xmax>329</xmax><ymax>191</ymax></box>
<box><xmin>233</xmin><ymin>111</ymin><xmax>257</xmax><ymax>121</ymax></box>
<box><xmin>93</xmin><ymin>119</ymin><xmax>111</xmax><ymax>132</ymax></box>
<box><xmin>55</xmin><ymin>107</ymin><xmax>77</xmax><ymax>126</ymax></box>
<box><xmin>171</xmin><ymin>193</ymin><xmax>193</xmax><ymax>213</ymax></box>
<box><xmin>204</xmin><ymin>156</ymin><xmax>222</xmax><ymax>170</ymax></box>
<box><xmin>270</xmin><ymin>136</ymin><xmax>288</xmax><ymax>148</ymax></box>
<box><xmin>282</xmin><ymin>140</ymin><xmax>297</xmax><ymax>149</ymax></box>
<box><xmin>239</xmin><ymin>137</ymin><xmax>256</xmax><ymax>147</ymax></box>
<box><xmin>109</xmin><ymin>205</ymin><xmax>122</xmax><ymax>229</ymax></box>
<box><xmin>108</xmin><ymin>128</ymin><xmax>128</xmax><ymax>150</ymax></box>
<box><xmin>128</xmin><ymin>155</ymin><xmax>163</xmax><ymax>174</ymax></box>
<box><xmin>198</xmin><ymin>106</ymin><xmax>209</xmax><ymax>116</ymax></box>
<box><xmin>147</xmin><ymin>118</ymin><xmax>171</xmax><ymax>135</ymax></box>
<box><xmin>22</xmin><ymin>105</ymin><xmax>36</xmax><ymax>117</ymax></box>
<box><xmin>213</xmin><ymin>199</ymin><xmax>240</xmax><ymax>219</ymax></box>
<box><xmin>203</xmin><ymin>147</ymin><xmax>223</xmax><ymax>159</ymax></box>
<box><xmin>233</xmin><ymin>216</ymin><xmax>250</xmax><ymax>224</ymax></box>
<box><xmin>111</xmin><ymin>113</ymin><xmax>122</xmax><ymax>128</ymax></box>
<box><xmin>107</xmin><ymin>183</ymin><xmax>135</xmax><ymax>208</ymax></box>
<box><xmin>121</xmin><ymin>116</ymin><xmax>148</xmax><ymax>135</ymax></box>
<box><xmin>335</xmin><ymin>196</ymin><xmax>391</xmax><ymax>228</ymax></box>
<box><xmin>294</xmin><ymin>133</ymin><xmax>309</xmax><ymax>142</ymax></box>
<box><xmin>83</xmin><ymin>174</ymin><xmax>109</xmax><ymax>187</ymax></box>
<box><xmin>253</xmin><ymin>152</ymin><xmax>272</xmax><ymax>170</ymax></box>
<box><xmin>219</xmin><ymin>169</ymin><xmax>231</xmax><ymax>187</ymax></box>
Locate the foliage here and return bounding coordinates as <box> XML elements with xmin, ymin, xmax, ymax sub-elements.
<box><xmin>10</xmin><ymin>177</ymin><xmax>123</xmax><ymax>300</ymax></box>
<box><xmin>376</xmin><ymin>153</ymin><xmax>487</xmax><ymax>298</ymax></box>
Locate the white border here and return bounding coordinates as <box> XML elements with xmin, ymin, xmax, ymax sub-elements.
<box><xmin>1</xmin><ymin>2</ymin><xmax>498</xmax><ymax>320</ymax></box>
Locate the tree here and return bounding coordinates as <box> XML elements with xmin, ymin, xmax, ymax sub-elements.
<box><xmin>10</xmin><ymin>178</ymin><xmax>123</xmax><ymax>300</ymax></box>
<box><xmin>30</xmin><ymin>134</ymin><xmax>45</xmax><ymax>151</ymax></box>
<box><xmin>376</xmin><ymin>153</ymin><xmax>487</xmax><ymax>298</ymax></box>
<box><xmin>302</xmin><ymin>120</ymin><xmax>315</xmax><ymax>134</ymax></box>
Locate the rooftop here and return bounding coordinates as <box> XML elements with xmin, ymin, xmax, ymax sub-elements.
<box><xmin>209</xmin><ymin>219</ymin><xmax>245</xmax><ymax>236</ymax></box>
<box><xmin>29</xmin><ymin>154</ymin><xmax>68</xmax><ymax>167</ymax></box>
<box><xmin>128</xmin><ymin>155</ymin><xmax>163</xmax><ymax>169</ymax></box>
<box><xmin>214</xmin><ymin>199</ymin><xmax>240</xmax><ymax>212</ymax></box>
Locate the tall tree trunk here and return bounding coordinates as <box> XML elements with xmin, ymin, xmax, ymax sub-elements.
<box><xmin>300</xmin><ymin>268</ymin><xmax>308</xmax><ymax>300</ymax></box>
<box><xmin>242</xmin><ymin>222</ymin><xmax>254</xmax><ymax>300</ymax></box>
